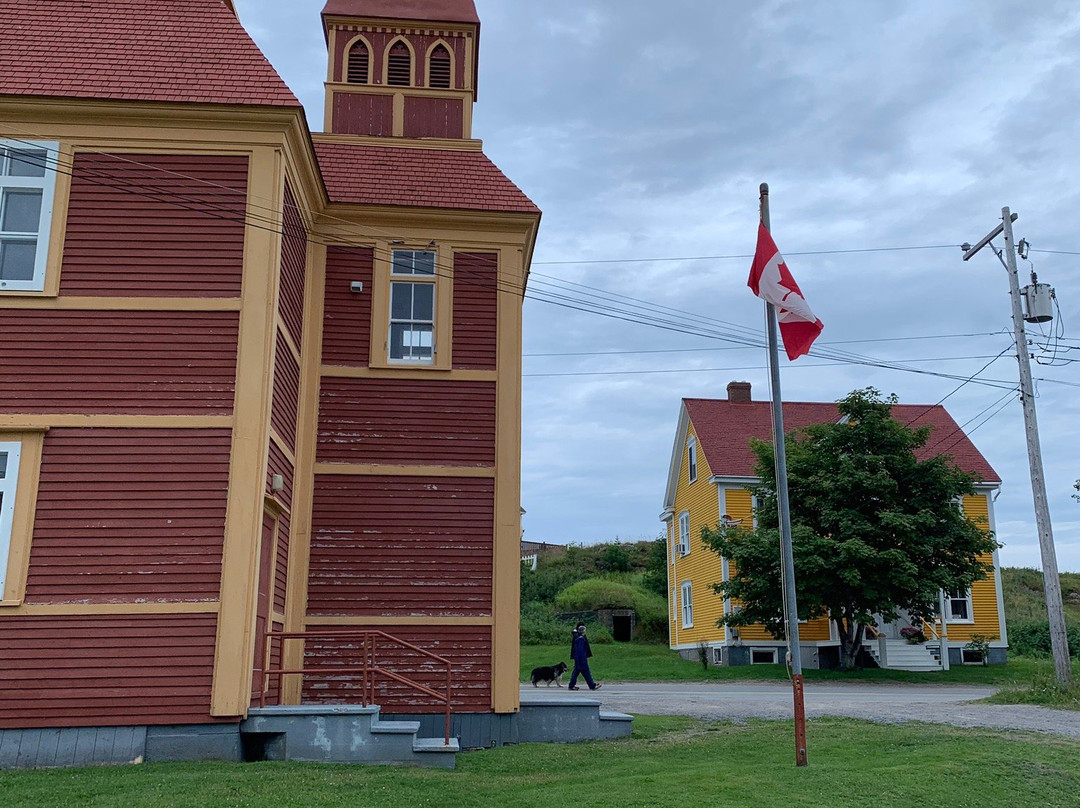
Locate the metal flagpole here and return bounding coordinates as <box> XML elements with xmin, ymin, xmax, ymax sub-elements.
<box><xmin>759</xmin><ymin>183</ymin><xmax>808</xmax><ymax>767</ymax></box>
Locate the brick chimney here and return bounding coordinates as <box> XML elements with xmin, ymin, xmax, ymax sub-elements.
<box><xmin>726</xmin><ymin>381</ymin><xmax>752</xmax><ymax>403</ymax></box>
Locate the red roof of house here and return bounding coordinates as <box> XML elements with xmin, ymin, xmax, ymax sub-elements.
<box><xmin>314</xmin><ymin>141</ymin><xmax>540</xmax><ymax>214</ymax></box>
<box><xmin>322</xmin><ymin>0</ymin><xmax>480</xmax><ymax>25</ymax></box>
<box><xmin>0</xmin><ymin>0</ymin><xmax>300</xmax><ymax>108</ymax></box>
<box><xmin>685</xmin><ymin>397</ymin><xmax>1001</xmax><ymax>485</ymax></box>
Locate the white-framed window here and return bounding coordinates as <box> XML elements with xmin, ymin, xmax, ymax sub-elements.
<box><xmin>678</xmin><ymin>511</ymin><xmax>690</xmax><ymax>556</ymax></box>
<box><xmin>946</xmin><ymin>589</ymin><xmax>974</xmax><ymax>623</ymax></box>
<box><xmin>680</xmin><ymin>581</ymin><xmax>693</xmax><ymax>628</ymax></box>
<box><xmin>750</xmin><ymin>648</ymin><xmax>778</xmax><ymax>665</ymax></box>
<box><xmin>687</xmin><ymin>436</ymin><xmax>697</xmax><ymax>483</ymax></box>
<box><xmin>388</xmin><ymin>249</ymin><xmax>436</xmax><ymax>363</ymax></box>
<box><xmin>0</xmin><ymin>441</ymin><xmax>23</xmax><ymax>600</ymax></box>
<box><xmin>0</xmin><ymin>140</ymin><xmax>58</xmax><ymax>293</ymax></box>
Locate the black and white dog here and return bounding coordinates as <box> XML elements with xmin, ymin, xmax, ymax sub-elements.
<box><xmin>529</xmin><ymin>661</ymin><xmax>568</xmax><ymax>687</ymax></box>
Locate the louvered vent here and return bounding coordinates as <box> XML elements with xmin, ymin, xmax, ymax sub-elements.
<box><xmin>347</xmin><ymin>41</ymin><xmax>369</xmax><ymax>84</ymax></box>
<box><xmin>429</xmin><ymin>45</ymin><xmax>451</xmax><ymax>88</ymax></box>
<box><xmin>387</xmin><ymin>41</ymin><xmax>411</xmax><ymax>86</ymax></box>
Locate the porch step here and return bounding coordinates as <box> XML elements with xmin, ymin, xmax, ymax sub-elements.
<box><xmin>864</xmin><ymin>639</ymin><xmax>943</xmax><ymax>672</ymax></box>
<box><xmin>241</xmin><ymin>705</ymin><xmax>458</xmax><ymax>768</ymax></box>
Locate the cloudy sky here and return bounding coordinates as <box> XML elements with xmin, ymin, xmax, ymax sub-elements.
<box><xmin>236</xmin><ymin>0</ymin><xmax>1080</xmax><ymax>572</ymax></box>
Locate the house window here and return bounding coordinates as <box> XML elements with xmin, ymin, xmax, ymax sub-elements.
<box><xmin>677</xmin><ymin>511</ymin><xmax>690</xmax><ymax>556</ymax></box>
<box><xmin>751</xmin><ymin>648</ymin><xmax>778</xmax><ymax>665</ymax></box>
<box><xmin>0</xmin><ymin>141</ymin><xmax>57</xmax><ymax>293</ymax></box>
<box><xmin>389</xmin><ymin>249</ymin><xmax>436</xmax><ymax>363</ymax></box>
<box><xmin>0</xmin><ymin>441</ymin><xmax>21</xmax><ymax>599</ymax></box>
<box><xmin>687</xmin><ymin>436</ymin><xmax>697</xmax><ymax>483</ymax></box>
<box><xmin>347</xmin><ymin>39</ymin><xmax>370</xmax><ymax>84</ymax></box>
<box><xmin>946</xmin><ymin>589</ymin><xmax>973</xmax><ymax>622</ymax></box>
<box><xmin>680</xmin><ymin>581</ymin><xmax>693</xmax><ymax>628</ymax></box>
<box><xmin>387</xmin><ymin>40</ymin><xmax>412</xmax><ymax>86</ymax></box>
<box><xmin>429</xmin><ymin>44</ymin><xmax>452</xmax><ymax>88</ymax></box>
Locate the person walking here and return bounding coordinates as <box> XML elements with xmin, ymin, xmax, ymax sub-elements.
<box><xmin>568</xmin><ymin>623</ymin><xmax>601</xmax><ymax>691</ymax></box>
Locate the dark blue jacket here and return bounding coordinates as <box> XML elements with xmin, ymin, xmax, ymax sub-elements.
<box><xmin>571</xmin><ymin>632</ymin><xmax>592</xmax><ymax>666</ymax></box>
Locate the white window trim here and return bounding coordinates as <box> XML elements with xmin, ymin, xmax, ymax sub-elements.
<box><xmin>750</xmin><ymin>648</ymin><xmax>778</xmax><ymax>665</ymax></box>
<box><xmin>0</xmin><ymin>140</ymin><xmax>58</xmax><ymax>293</ymax></box>
<box><xmin>677</xmin><ymin>511</ymin><xmax>690</xmax><ymax>556</ymax></box>
<box><xmin>945</xmin><ymin>588</ymin><xmax>975</xmax><ymax>624</ymax></box>
<box><xmin>687</xmin><ymin>436</ymin><xmax>697</xmax><ymax>483</ymax></box>
<box><xmin>388</xmin><ymin>248</ymin><xmax>437</xmax><ymax>365</ymax></box>
<box><xmin>0</xmin><ymin>441</ymin><xmax>23</xmax><ymax>600</ymax></box>
<box><xmin>680</xmin><ymin>581</ymin><xmax>693</xmax><ymax>628</ymax></box>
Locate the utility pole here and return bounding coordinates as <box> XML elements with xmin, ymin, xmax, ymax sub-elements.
<box><xmin>963</xmin><ymin>208</ymin><xmax>1071</xmax><ymax>684</ymax></box>
<box><xmin>760</xmin><ymin>184</ymin><xmax>809</xmax><ymax>766</ymax></box>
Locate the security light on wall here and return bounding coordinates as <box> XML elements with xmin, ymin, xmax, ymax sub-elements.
<box><xmin>271</xmin><ymin>474</ymin><xmax>285</xmax><ymax>492</ymax></box>
<box><xmin>350</xmin><ymin>281</ymin><xmax>364</xmax><ymax>293</ymax></box>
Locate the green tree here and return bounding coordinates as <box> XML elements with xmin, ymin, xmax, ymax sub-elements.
<box><xmin>701</xmin><ymin>387</ymin><xmax>1000</xmax><ymax>670</ymax></box>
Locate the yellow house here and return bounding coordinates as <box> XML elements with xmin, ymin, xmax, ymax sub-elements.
<box><xmin>660</xmin><ymin>381</ymin><xmax>1008</xmax><ymax>670</ymax></box>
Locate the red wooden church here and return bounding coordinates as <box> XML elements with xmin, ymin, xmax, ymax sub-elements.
<box><xmin>0</xmin><ymin>0</ymin><xmax>542</xmax><ymax>765</ymax></box>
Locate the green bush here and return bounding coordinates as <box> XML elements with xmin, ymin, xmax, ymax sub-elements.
<box><xmin>1007</xmin><ymin>620</ymin><xmax>1080</xmax><ymax>658</ymax></box>
<box><xmin>519</xmin><ymin>601</ymin><xmax>613</xmax><ymax>645</ymax></box>
<box><xmin>555</xmin><ymin>578</ymin><xmax>669</xmax><ymax>642</ymax></box>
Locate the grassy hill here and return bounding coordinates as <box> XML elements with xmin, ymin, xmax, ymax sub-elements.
<box><xmin>1001</xmin><ymin>566</ymin><xmax>1080</xmax><ymax>625</ymax></box>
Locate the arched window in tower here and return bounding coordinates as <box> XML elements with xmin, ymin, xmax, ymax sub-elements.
<box><xmin>347</xmin><ymin>40</ymin><xmax>369</xmax><ymax>84</ymax></box>
<box><xmin>387</xmin><ymin>41</ymin><xmax>412</xmax><ymax>86</ymax></box>
<box><xmin>429</xmin><ymin>44</ymin><xmax>451</xmax><ymax>89</ymax></box>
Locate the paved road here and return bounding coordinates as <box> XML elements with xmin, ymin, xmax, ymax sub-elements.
<box><xmin>520</xmin><ymin>681</ymin><xmax>1080</xmax><ymax>739</ymax></box>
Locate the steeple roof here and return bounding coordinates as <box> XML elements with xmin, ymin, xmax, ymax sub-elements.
<box><xmin>321</xmin><ymin>0</ymin><xmax>479</xmax><ymax>25</ymax></box>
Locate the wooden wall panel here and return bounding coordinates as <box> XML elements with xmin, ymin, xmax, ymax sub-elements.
<box><xmin>0</xmin><ymin>310</ymin><xmax>239</xmax><ymax>415</ymax></box>
<box><xmin>270</xmin><ymin>338</ymin><xmax>300</xmax><ymax>454</ymax></box>
<box><xmin>308</xmin><ymin>475</ymin><xmax>493</xmax><ymax>616</ymax></box>
<box><xmin>332</xmin><ymin>93</ymin><xmax>394</xmax><ymax>137</ymax></box>
<box><xmin>0</xmin><ymin>614</ymin><xmax>221</xmax><ymax>728</ymax></box>
<box><xmin>322</xmin><ymin>247</ymin><xmax>374</xmax><ymax>366</ymax></box>
<box><xmin>24</xmin><ymin>428</ymin><xmax>231</xmax><ymax>603</ymax></box>
<box><xmin>278</xmin><ymin>180</ymin><xmax>308</xmax><ymax>348</ymax></box>
<box><xmin>318</xmin><ymin>378</ymin><xmax>495</xmax><ymax>466</ymax></box>
<box><xmin>60</xmin><ymin>153</ymin><xmax>248</xmax><ymax>297</ymax></box>
<box><xmin>403</xmin><ymin>96</ymin><xmax>464</xmax><ymax>139</ymax></box>
<box><xmin>452</xmin><ymin>251</ymin><xmax>498</xmax><ymax>370</ymax></box>
<box><xmin>300</xmin><ymin>626</ymin><xmax>490</xmax><ymax>713</ymax></box>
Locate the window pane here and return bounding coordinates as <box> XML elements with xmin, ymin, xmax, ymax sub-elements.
<box><xmin>7</xmin><ymin>148</ymin><xmax>48</xmax><ymax>178</ymax></box>
<box><xmin>391</xmin><ymin>282</ymin><xmax>413</xmax><ymax>319</ymax></box>
<box><xmin>0</xmin><ymin>452</ymin><xmax>7</xmax><ymax>479</ymax></box>
<box><xmin>391</xmin><ymin>251</ymin><xmax>414</xmax><ymax>275</ymax></box>
<box><xmin>413</xmin><ymin>251</ymin><xmax>435</xmax><ymax>275</ymax></box>
<box><xmin>2</xmin><ymin>189</ymin><xmax>43</xmax><ymax>233</ymax></box>
<box><xmin>0</xmin><ymin>239</ymin><xmax>37</xmax><ymax>280</ymax></box>
<box><xmin>413</xmin><ymin>283</ymin><xmax>434</xmax><ymax>318</ymax></box>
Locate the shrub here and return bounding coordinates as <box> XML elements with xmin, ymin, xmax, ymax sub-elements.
<box><xmin>1007</xmin><ymin>620</ymin><xmax>1080</xmax><ymax>658</ymax></box>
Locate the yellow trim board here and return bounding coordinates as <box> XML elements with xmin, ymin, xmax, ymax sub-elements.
<box><xmin>313</xmin><ymin>463</ymin><xmax>494</xmax><ymax>478</ymax></box>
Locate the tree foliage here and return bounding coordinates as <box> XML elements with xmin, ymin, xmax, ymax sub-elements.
<box><xmin>701</xmin><ymin>387</ymin><xmax>1000</xmax><ymax>670</ymax></box>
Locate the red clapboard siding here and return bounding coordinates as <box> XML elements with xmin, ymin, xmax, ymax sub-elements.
<box><xmin>322</xmin><ymin>247</ymin><xmax>374</xmax><ymax>366</ymax></box>
<box><xmin>278</xmin><ymin>180</ymin><xmax>308</xmax><ymax>348</ymax></box>
<box><xmin>271</xmin><ymin>339</ymin><xmax>300</xmax><ymax>453</ymax></box>
<box><xmin>403</xmin><ymin>95</ymin><xmax>464</xmax><ymax>139</ymax></box>
<box><xmin>317</xmin><ymin>377</ymin><xmax>495</xmax><ymax>466</ymax></box>
<box><xmin>0</xmin><ymin>310</ymin><xmax>238</xmax><ymax>414</ymax></box>
<box><xmin>24</xmin><ymin>428</ymin><xmax>231</xmax><ymax>603</ymax></box>
<box><xmin>0</xmin><ymin>614</ymin><xmax>221</xmax><ymax>728</ymax></box>
<box><xmin>60</xmin><ymin>153</ymin><xmax>248</xmax><ymax>297</ymax></box>
<box><xmin>300</xmin><ymin>626</ymin><xmax>491</xmax><ymax>713</ymax></box>
<box><xmin>273</xmin><ymin>511</ymin><xmax>290</xmax><ymax>615</ymax></box>
<box><xmin>333</xmin><ymin>92</ymin><xmax>395</xmax><ymax>137</ymax></box>
<box><xmin>308</xmin><ymin>475</ymin><xmax>493</xmax><ymax>617</ymax></box>
<box><xmin>266</xmin><ymin>440</ymin><xmax>294</xmax><ymax>510</ymax></box>
<box><xmin>452</xmin><ymin>252</ymin><xmax>498</xmax><ymax>370</ymax></box>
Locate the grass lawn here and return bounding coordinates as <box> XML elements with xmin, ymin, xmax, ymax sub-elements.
<box><xmin>2</xmin><ymin>717</ymin><xmax>1077</xmax><ymax>808</ymax></box>
<box><xmin>521</xmin><ymin>641</ymin><xmax>1075</xmax><ymax>686</ymax></box>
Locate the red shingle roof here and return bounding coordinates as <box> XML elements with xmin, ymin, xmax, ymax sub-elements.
<box><xmin>0</xmin><ymin>0</ymin><xmax>300</xmax><ymax>107</ymax></box>
<box><xmin>322</xmin><ymin>0</ymin><xmax>479</xmax><ymax>25</ymax></box>
<box><xmin>314</xmin><ymin>141</ymin><xmax>540</xmax><ymax>214</ymax></box>
<box><xmin>685</xmin><ymin>397</ymin><xmax>1001</xmax><ymax>485</ymax></box>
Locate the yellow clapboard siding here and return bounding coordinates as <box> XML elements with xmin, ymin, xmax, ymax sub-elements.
<box><xmin>949</xmin><ymin>495</ymin><xmax>1003</xmax><ymax>641</ymax></box>
<box><xmin>668</xmin><ymin>421</ymin><xmax>724</xmax><ymax>645</ymax></box>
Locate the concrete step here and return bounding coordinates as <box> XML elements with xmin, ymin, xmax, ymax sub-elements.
<box><xmin>598</xmin><ymin>710</ymin><xmax>634</xmax><ymax>739</ymax></box>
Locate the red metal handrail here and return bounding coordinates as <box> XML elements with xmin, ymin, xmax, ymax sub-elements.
<box><xmin>256</xmin><ymin>629</ymin><xmax>453</xmax><ymax>745</ymax></box>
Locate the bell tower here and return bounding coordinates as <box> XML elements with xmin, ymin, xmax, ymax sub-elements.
<box><xmin>320</xmin><ymin>0</ymin><xmax>480</xmax><ymax>139</ymax></box>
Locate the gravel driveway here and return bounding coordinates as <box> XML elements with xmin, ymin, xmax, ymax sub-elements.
<box><xmin>521</xmin><ymin>681</ymin><xmax>1080</xmax><ymax>739</ymax></box>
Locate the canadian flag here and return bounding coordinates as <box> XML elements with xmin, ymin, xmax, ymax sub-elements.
<box><xmin>747</xmin><ymin>222</ymin><xmax>823</xmax><ymax>360</ymax></box>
